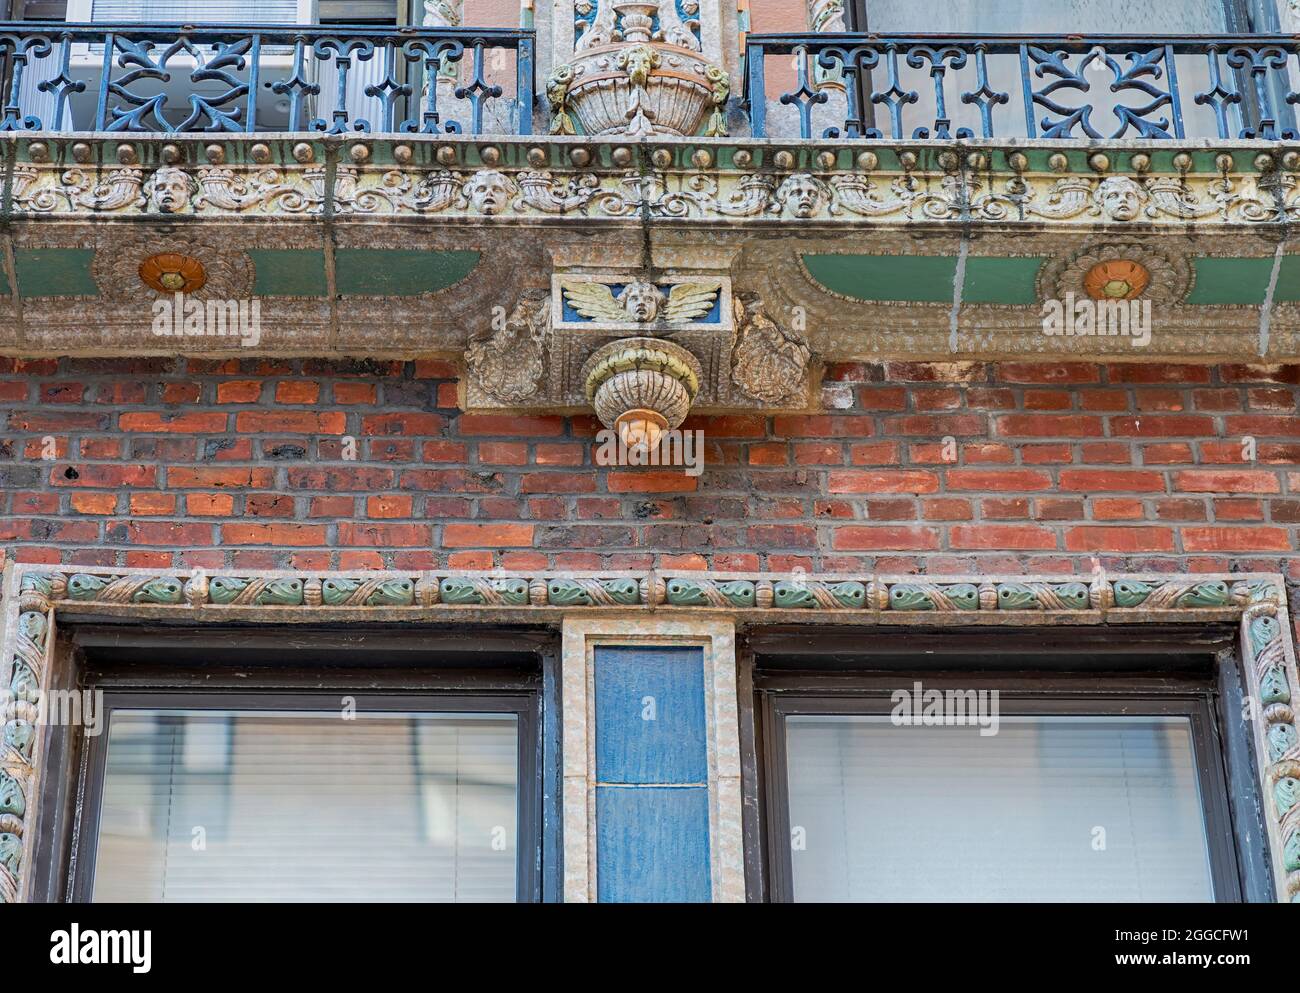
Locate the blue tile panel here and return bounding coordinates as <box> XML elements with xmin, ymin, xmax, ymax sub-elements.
<box><xmin>593</xmin><ymin>646</ymin><xmax>711</xmax><ymax>902</ymax></box>
<box><xmin>594</xmin><ymin>646</ymin><xmax>707</xmax><ymax>785</ymax></box>
<box><xmin>595</xmin><ymin>786</ymin><xmax>712</xmax><ymax>903</ymax></box>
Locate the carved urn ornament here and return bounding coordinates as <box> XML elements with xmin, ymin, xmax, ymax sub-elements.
<box><xmin>582</xmin><ymin>336</ymin><xmax>701</xmax><ymax>448</ymax></box>
<box><xmin>549</xmin><ymin>0</ymin><xmax>729</xmax><ymax>137</ymax></box>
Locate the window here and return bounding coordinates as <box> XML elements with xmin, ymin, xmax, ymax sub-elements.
<box><xmin>845</xmin><ymin>0</ymin><xmax>1279</xmax><ymax>33</ymax></box>
<box><xmin>47</xmin><ymin>627</ymin><xmax>553</xmax><ymax>903</ymax></box>
<box><xmin>751</xmin><ymin>632</ymin><xmax>1256</xmax><ymax>903</ymax></box>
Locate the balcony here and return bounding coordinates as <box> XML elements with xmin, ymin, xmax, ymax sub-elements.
<box><xmin>0</xmin><ymin>19</ymin><xmax>1297</xmax><ymax>374</ymax></box>
<box><xmin>0</xmin><ymin>20</ymin><xmax>534</xmax><ymax>134</ymax></box>
<box><xmin>745</xmin><ymin>32</ymin><xmax>1300</xmax><ymax>141</ymax></box>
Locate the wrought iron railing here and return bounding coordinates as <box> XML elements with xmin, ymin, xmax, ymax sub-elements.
<box><xmin>0</xmin><ymin>21</ymin><xmax>534</xmax><ymax>134</ymax></box>
<box><xmin>746</xmin><ymin>33</ymin><xmax>1300</xmax><ymax>142</ymax></box>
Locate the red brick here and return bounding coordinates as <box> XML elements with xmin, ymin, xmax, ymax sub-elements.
<box><xmin>849</xmin><ymin>442</ymin><xmax>900</xmax><ymax>465</ymax></box>
<box><xmin>288</xmin><ymin>467</ymin><xmax>396</xmax><ymax>490</ymax></box>
<box><xmin>246</xmin><ymin>494</ymin><xmax>295</xmax><ymax>517</ymax></box>
<box><xmin>53</xmin><ymin>464</ymin><xmax>155</xmax><ymax>487</ymax></box>
<box><xmin>161</xmin><ymin>382</ymin><xmax>201</xmax><ymax>404</ymax></box>
<box><xmin>793</xmin><ymin>443</ymin><xmax>842</xmax><ymax>465</ymax></box>
<box><xmin>883</xmin><ymin>362</ymin><xmax>986</xmax><ymax>383</ymax></box>
<box><xmin>1175</xmin><ymin>470</ymin><xmax>1281</xmax><ymax>494</ymax></box>
<box><xmin>367</xmin><ymin>495</ymin><xmax>413</xmax><ymax>518</ymax></box>
<box><xmin>479</xmin><ymin>442</ymin><xmax>528</xmax><ymax>465</ymax></box>
<box><xmin>535</xmin><ymin>443</ymin><xmax>583</xmax><ymax>466</ymax></box>
<box><xmin>276</xmin><ymin>381</ymin><xmax>321</xmax><ymax>404</ymax></box>
<box><xmin>1109</xmin><ymin>415</ymin><xmax>1215</xmax><ymax>437</ymax></box>
<box><xmin>422</xmin><ymin>440</ymin><xmax>468</xmax><ymax>463</ymax></box>
<box><xmin>1079</xmin><ymin>390</ymin><xmax>1130</xmax><ymax>411</ymax></box>
<box><xmin>1224</xmin><ymin>415</ymin><xmax>1300</xmax><ymax>438</ymax></box>
<box><xmin>118</xmin><ymin>521</ymin><xmax>214</xmax><ymax>545</ymax></box>
<box><xmin>1142</xmin><ymin>443</ymin><xmax>1195</xmax><ymax>464</ymax></box>
<box><xmin>828</xmin><ymin>470</ymin><xmax>939</xmax><ymax>494</ymax></box>
<box><xmin>951</xmin><ymin>524</ymin><xmax>1055</xmax><ymax>550</ymax></box>
<box><xmin>856</xmin><ymin>387</ymin><xmax>907</xmax><ymax>411</ymax></box>
<box><xmin>1059</xmin><ymin>469</ymin><xmax>1165</xmax><ymax>492</ymax></box>
<box><xmin>457</xmin><ymin>414</ymin><xmax>564</xmax><ymax>436</ymax></box>
<box><xmin>130</xmin><ymin>492</ymin><xmax>176</xmax><ymax>515</ymax></box>
<box><xmin>1020</xmin><ymin>444</ymin><xmax>1073</xmax><ymax>465</ymax></box>
<box><xmin>1107</xmin><ymin>364</ymin><xmax>1211</xmax><ymax>384</ymax></box>
<box><xmin>1091</xmin><ymin>498</ymin><xmax>1145</xmax><ymax>520</ymax></box>
<box><xmin>236</xmin><ymin>411</ymin><xmax>345</xmax><ymax>434</ymax></box>
<box><xmin>608</xmin><ymin>472</ymin><xmax>698</xmax><ymax>493</ymax></box>
<box><xmin>436</xmin><ymin>382</ymin><xmax>460</xmax><ymax>408</ymax></box>
<box><xmin>773</xmin><ymin>415</ymin><xmax>873</xmax><ymax>438</ymax></box>
<box><xmin>222</xmin><ymin>523</ymin><xmax>328</xmax><ymax>546</ymax></box>
<box><xmin>1023</xmin><ymin>390</ymin><xmax>1073</xmax><ymax>411</ymax></box>
<box><xmin>40</xmin><ymin>382</ymin><xmax>84</xmax><ymax>404</ymax></box>
<box><xmin>167</xmin><ymin>467</ymin><xmax>274</xmax><ymax>488</ymax></box>
<box><xmin>998</xmin><ymin>363</ymin><xmax>1100</xmax><ymax>384</ymax></box>
<box><xmin>981</xmin><ymin>498</ymin><xmax>1030</xmax><ymax>520</ymax></box>
<box><xmin>186</xmin><ymin>493</ymin><xmax>235</xmax><ymax>516</ymax></box>
<box><xmin>70</xmin><ymin>492</ymin><xmax>117</xmax><ymax>515</ymax></box>
<box><xmin>216</xmin><ymin>380</ymin><xmax>264</xmax><ymax>403</ymax></box>
<box><xmin>1064</xmin><ymin>526</ymin><xmax>1176</xmax><ymax>552</ymax></box>
<box><xmin>922</xmin><ymin>498</ymin><xmax>972</xmax><ymax>521</ymax></box>
<box><xmin>946</xmin><ymin>469</ymin><xmax>1054</xmax><ymax>491</ymax></box>
<box><xmin>884</xmin><ymin>414</ymin><xmax>987</xmax><ymax>436</ymax></box>
<box><xmin>333</xmin><ymin>382</ymin><xmax>377</xmax><ymax>404</ymax></box>
<box><xmin>309</xmin><ymin>496</ymin><xmax>355</xmax><ymax>517</ymax></box>
<box><xmin>995</xmin><ymin>414</ymin><xmax>1104</xmax><ymax>437</ymax></box>
<box><xmin>1214</xmin><ymin>498</ymin><xmax>1264</xmax><ymax>521</ymax></box>
<box><xmin>832</xmin><ymin>526</ymin><xmax>940</xmax><ymax>550</ymax></box>
<box><xmin>361</xmin><ymin>412</ymin><xmax>446</xmax><ymax>436</ymax></box>
<box><xmin>443</xmin><ymin>523</ymin><xmax>535</xmax><ymax>547</ymax></box>
<box><xmin>521</xmin><ymin>473</ymin><xmax>597</xmax><ymax>494</ymax></box>
<box><xmin>414</xmin><ymin>358</ymin><xmax>459</xmax><ymax>379</ymax></box>
<box><xmin>1182</xmin><ymin>527</ymin><xmax>1291</xmax><ymax>552</ymax></box>
<box><xmin>119</xmin><ymin>412</ymin><xmax>227</xmax><ymax>433</ymax></box>
<box><xmin>337</xmin><ymin>522</ymin><xmax>430</xmax><ymax>546</ymax></box>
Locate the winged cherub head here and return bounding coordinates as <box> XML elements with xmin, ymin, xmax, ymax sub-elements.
<box><xmin>617</xmin><ymin>280</ymin><xmax>667</xmax><ymax>322</ymax></box>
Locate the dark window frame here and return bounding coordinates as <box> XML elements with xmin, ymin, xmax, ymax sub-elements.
<box><xmin>36</xmin><ymin>623</ymin><xmax>560</xmax><ymax>904</ymax></box>
<box><xmin>741</xmin><ymin>625</ymin><xmax>1265</xmax><ymax>904</ymax></box>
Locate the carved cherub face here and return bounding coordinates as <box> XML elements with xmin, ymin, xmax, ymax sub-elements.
<box><xmin>617</xmin><ymin>280</ymin><xmax>666</xmax><ymax>322</ymax></box>
<box><xmin>149</xmin><ymin>166</ymin><xmax>195</xmax><ymax>213</ymax></box>
<box><xmin>463</xmin><ymin>170</ymin><xmax>515</xmax><ymax>215</ymax></box>
<box><xmin>776</xmin><ymin>173</ymin><xmax>828</xmax><ymax>218</ymax></box>
<box><xmin>1094</xmin><ymin>176</ymin><xmax>1147</xmax><ymax>221</ymax></box>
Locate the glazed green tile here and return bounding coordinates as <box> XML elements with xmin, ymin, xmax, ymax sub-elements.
<box><xmin>1185</xmin><ymin>257</ymin><xmax>1274</xmax><ymax>305</ymax></box>
<box><xmin>248</xmin><ymin>249</ymin><xmax>328</xmax><ymax>297</ymax></box>
<box><xmin>962</xmin><ymin>257</ymin><xmax>1044</xmax><ymax>305</ymax></box>
<box><xmin>14</xmin><ymin>249</ymin><xmax>96</xmax><ymax>296</ymax></box>
<box><xmin>802</xmin><ymin>254</ymin><xmax>956</xmax><ymax>303</ymax></box>
<box><xmin>334</xmin><ymin>249</ymin><xmax>481</xmax><ymax>297</ymax></box>
<box><xmin>1274</xmin><ymin>255</ymin><xmax>1300</xmax><ymax>303</ymax></box>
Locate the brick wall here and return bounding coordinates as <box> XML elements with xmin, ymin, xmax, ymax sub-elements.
<box><xmin>2</xmin><ymin>357</ymin><xmax>1298</xmax><ymax>584</ymax></box>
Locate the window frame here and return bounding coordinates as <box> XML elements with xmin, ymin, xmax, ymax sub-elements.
<box><xmin>36</xmin><ymin>623</ymin><xmax>557</xmax><ymax>904</ymax></box>
<box><xmin>70</xmin><ymin>689</ymin><xmax>540</xmax><ymax>903</ymax></box>
<box><xmin>753</xmin><ymin>663</ymin><xmax>1248</xmax><ymax>903</ymax></box>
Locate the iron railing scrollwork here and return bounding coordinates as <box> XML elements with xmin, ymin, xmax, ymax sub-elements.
<box><xmin>746</xmin><ymin>32</ymin><xmax>1300</xmax><ymax>142</ymax></box>
<box><xmin>0</xmin><ymin>21</ymin><xmax>535</xmax><ymax>135</ymax></box>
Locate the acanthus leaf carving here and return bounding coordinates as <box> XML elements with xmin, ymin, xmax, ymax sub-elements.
<box><xmin>730</xmin><ymin>292</ymin><xmax>811</xmax><ymax>405</ymax></box>
<box><xmin>465</xmin><ymin>289</ymin><xmax>550</xmax><ymax>403</ymax></box>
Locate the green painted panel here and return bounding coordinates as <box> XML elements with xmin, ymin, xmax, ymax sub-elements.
<box><xmin>249</xmin><ymin>249</ymin><xmax>328</xmax><ymax>297</ymax></box>
<box><xmin>14</xmin><ymin>249</ymin><xmax>96</xmax><ymax>297</ymax></box>
<box><xmin>962</xmin><ymin>257</ymin><xmax>1044</xmax><ymax>305</ymax></box>
<box><xmin>334</xmin><ymin>249</ymin><xmax>481</xmax><ymax>297</ymax></box>
<box><xmin>802</xmin><ymin>254</ymin><xmax>956</xmax><ymax>303</ymax></box>
<box><xmin>1275</xmin><ymin>255</ymin><xmax>1300</xmax><ymax>303</ymax></box>
<box><xmin>1186</xmin><ymin>257</ymin><xmax>1274</xmax><ymax>305</ymax></box>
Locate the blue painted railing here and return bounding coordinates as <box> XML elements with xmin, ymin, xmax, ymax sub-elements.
<box><xmin>746</xmin><ymin>32</ymin><xmax>1300</xmax><ymax>141</ymax></box>
<box><xmin>0</xmin><ymin>21</ymin><xmax>534</xmax><ymax>134</ymax></box>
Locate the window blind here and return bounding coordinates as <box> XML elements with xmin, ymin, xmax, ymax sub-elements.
<box><xmin>90</xmin><ymin>1</ymin><xmax>300</xmax><ymax>23</ymax></box>
<box><xmin>858</xmin><ymin>1</ymin><xmax>1231</xmax><ymax>33</ymax></box>
<box><xmin>784</xmin><ymin>714</ymin><xmax>1215</xmax><ymax>902</ymax></box>
<box><xmin>91</xmin><ymin>709</ymin><xmax>519</xmax><ymax>903</ymax></box>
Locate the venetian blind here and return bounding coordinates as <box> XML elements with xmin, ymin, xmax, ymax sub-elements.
<box><xmin>91</xmin><ymin>710</ymin><xmax>518</xmax><ymax>903</ymax></box>
<box><xmin>784</xmin><ymin>714</ymin><xmax>1215</xmax><ymax>902</ymax></box>
<box><xmin>89</xmin><ymin>1</ymin><xmax>300</xmax><ymax>23</ymax></box>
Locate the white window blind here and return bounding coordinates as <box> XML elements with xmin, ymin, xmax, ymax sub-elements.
<box><xmin>89</xmin><ymin>1</ymin><xmax>300</xmax><ymax>23</ymax></box>
<box><xmin>785</xmin><ymin>714</ymin><xmax>1215</xmax><ymax>902</ymax></box>
<box><xmin>91</xmin><ymin>709</ymin><xmax>519</xmax><ymax>903</ymax></box>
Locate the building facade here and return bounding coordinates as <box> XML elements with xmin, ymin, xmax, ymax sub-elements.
<box><xmin>1</xmin><ymin>0</ymin><xmax>1299</xmax><ymax>903</ymax></box>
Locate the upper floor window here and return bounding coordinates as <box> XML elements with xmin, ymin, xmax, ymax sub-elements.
<box><xmin>846</xmin><ymin>0</ymin><xmax>1284</xmax><ymax>33</ymax></box>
